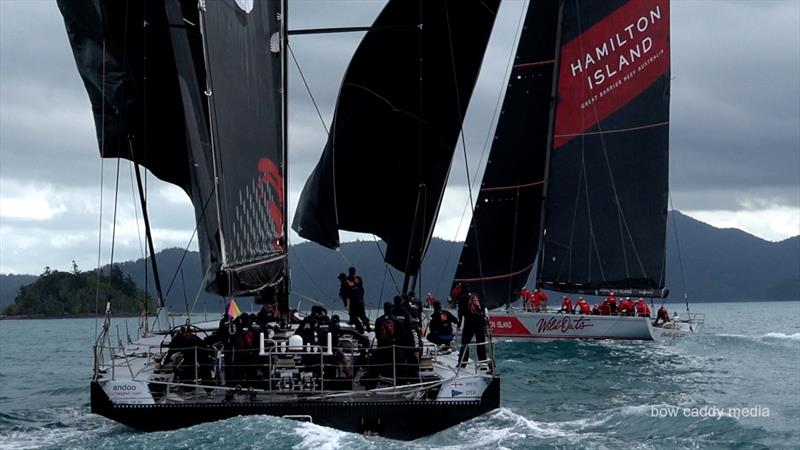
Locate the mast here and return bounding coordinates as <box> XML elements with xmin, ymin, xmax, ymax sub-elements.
<box><xmin>535</xmin><ymin>0</ymin><xmax>566</xmax><ymax>291</ymax></box>
<box><xmin>132</xmin><ymin>158</ymin><xmax>165</xmax><ymax>308</ymax></box>
<box><xmin>281</xmin><ymin>0</ymin><xmax>290</xmax><ymax>293</ymax></box>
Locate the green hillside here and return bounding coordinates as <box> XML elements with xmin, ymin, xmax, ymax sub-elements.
<box><xmin>3</xmin><ymin>263</ymin><xmax>154</xmax><ymax>317</ymax></box>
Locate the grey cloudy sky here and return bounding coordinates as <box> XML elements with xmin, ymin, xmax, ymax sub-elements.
<box><xmin>0</xmin><ymin>0</ymin><xmax>798</xmax><ymax>275</ymax></box>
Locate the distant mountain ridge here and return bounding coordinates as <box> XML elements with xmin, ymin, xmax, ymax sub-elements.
<box><xmin>1</xmin><ymin>212</ymin><xmax>798</xmax><ymax>311</ymax></box>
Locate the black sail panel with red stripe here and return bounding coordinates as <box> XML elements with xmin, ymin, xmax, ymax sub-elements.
<box><xmin>452</xmin><ymin>1</ymin><xmax>560</xmax><ymax>309</ymax></box>
<box><xmin>292</xmin><ymin>0</ymin><xmax>500</xmax><ymax>276</ymax></box>
<box><xmin>194</xmin><ymin>0</ymin><xmax>287</xmax><ymax>295</ymax></box>
<box><xmin>538</xmin><ymin>0</ymin><xmax>671</xmax><ymax>297</ymax></box>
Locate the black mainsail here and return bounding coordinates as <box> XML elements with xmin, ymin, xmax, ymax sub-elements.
<box><xmin>537</xmin><ymin>0</ymin><xmax>671</xmax><ymax>297</ymax></box>
<box><xmin>60</xmin><ymin>0</ymin><xmax>288</xmax><ymax>297</ymax></box>
<box><xmin>452</xmin><ymin>0</ymin><xmax>560</xmax><ymax>309</ymax></box>
<box><xmin>293</xmin><ymin>0</ymin><xmax>500</xmax><ymax>276</ymax></box>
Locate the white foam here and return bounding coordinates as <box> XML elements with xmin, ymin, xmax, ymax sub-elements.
<box><xmin>293</xmin><ymin>420</ymin><xmax>364</xmax><ymax>450</ymax></box>
<box><xmin>0</xmin><ymin>408</ymin><xmax>114</xmax><ymax>450</ymax></box>
<box><xmin>762</xmin><ymin>332</ymin><xmax>800</xmax><ymax>340</ymax></box>
<box><xmin>718</xmin><ymin>332</ymin><xmax>800</xmax><ymax>342</ymax></box>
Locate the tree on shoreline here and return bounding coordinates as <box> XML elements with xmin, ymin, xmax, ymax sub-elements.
<box><xmin>3</xmin><ymin>264</ymin><xmax>154</xmax><ymax>317</ymax></box>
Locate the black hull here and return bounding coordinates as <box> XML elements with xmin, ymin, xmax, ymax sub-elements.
<box><xmin>91</xmin><ymin>378</ymin><xmax>500</xmax><ymax>440</ymax></box>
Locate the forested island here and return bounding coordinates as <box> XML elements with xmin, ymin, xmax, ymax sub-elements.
<box><xmin>2</xmin><ymin>262</ymin><xmax>154</xmax><ymax>318</ymax></box>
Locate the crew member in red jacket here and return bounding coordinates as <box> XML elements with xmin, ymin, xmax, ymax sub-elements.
<box><xmin>655</xmin><ymin>305</ymin><xmax>670</xmax><ymax>325</ymax></box>
<box><xmin>532</xmin><ymin>289</ymin><xmax>548</xmax><ymax>312</ymax></box>
<box><xmin>519</xmin><ymin>286</ymin><xmax>533</xmax><ymax>311</ymax></box>
<box><xmin>560</xmin><ymin>296</ymin><xmax>573</xmax><ymax>314</ymax></box>
<box><xmin>619</xmin><ymin>297</ymin><xmax>635</xmax><ymax>316</ymax></box>
<box><xmin>635</xmin><ymin>298</ymin><xmax>650</xmax><ymax>317</ymax></box>
<box><xmin>425</xmin><ymin>292</ymin><xmax>436</xmax><ymax>309</ymax></box>
<box><xmin>576</xmin><ymin>297</ymin><xmax>591</xmax><ymax>314</ymax></box>
<box><xmin>604</xmin><ymin>293</ymin><xmax>618</xmax><ymax>315</ymax></box>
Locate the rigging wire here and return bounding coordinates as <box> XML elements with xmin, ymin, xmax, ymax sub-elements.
<box><xmin>127</xmin><ymin>162</ymin><xmax>146</xmax><ymax>260</ymax></box>
<box><xmin>94</xmin><ymin>157</ymin><xmax>105</xmax><ymax>337</ymax></box>
<box><xmin>669</xmin><ymin>193</ymin><xmax>691</xmax><ymax>314</ymax></box>
<box><xmin>571</xmin><ymin>2</ymin><xmax>649</xmax><ymax>286</ymax></box>
<box><xmin>108</xmin><ymin>157</ymin><xmax>123</xmax><ymax>278</ymax></box>
<box><xmin>434</xmin><ymin>0</ymin><xmax>528</xmax><ymax>296</ymax></box>
<box><xmin>94</xmin><ymin>37</ymin><xmax>107</xmax><ymax>337</ymax></box>
<box><xmin>372</xmin><ymin>235</ymin><xmax>401</xmax><ymax>294</ymax></box>
<box><xmin>162</xmin><ymin>186</ymin><xmax>216</xmax><ymax>299</ymax></box>
<box><xmin>443</xmin><ymin>5</ymin><xmax>486</xmax><ymax>298</ymax></box>
<box><xmin>288</xmin><ymin>43</ymin><xmax>329</xmax><ymax>134</ymax></box>
<box><xmin>288</xmin><ymin>243</ymin><xmax>336</xmax><ymax>304</ymax></box>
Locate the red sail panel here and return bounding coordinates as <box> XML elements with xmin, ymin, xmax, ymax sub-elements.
<box><xmin>554</xmin><ymin>0</ymin><xmax>669</xmax><ymax>149</ymax></box>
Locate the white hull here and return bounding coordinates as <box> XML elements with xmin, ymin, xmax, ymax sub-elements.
<box><xmin>487</xmin><ymin>310</ymin><xmax>702</xmax><ymax>341</ymax></box>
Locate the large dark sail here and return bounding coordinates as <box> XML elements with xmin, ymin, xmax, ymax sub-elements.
<box><xmin>182</xmin><ymin>0</ymin><xmax>286</xmax><ymax>296</ymax></box>
<box><xmin>293</xmin><ymin>0</ymin><xmax>500</xmax><ymax>275</ymax></box>
<box><xmin>57</xmin><ymin>0</ymin><xmax>191</xmax><ymax>192</ymax></box>
<box><xmin>60</xmin><ymin>0</ymin><xmax>287</xmax><ymax>297</ymax></box>
<box><xmin>538</xmin><ymin>0</ymin><xmax>671</xmax><ymax>297</ymax></box>
<box><xmin>452</xmin><ymin>1</ymin><xmax>560</xmax><ymax>309</ymax></box>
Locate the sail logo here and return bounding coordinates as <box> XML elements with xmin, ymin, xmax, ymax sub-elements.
<box><xmin>536</xmin><ymin>316</ymin><xmax>592</xmax><ymax>333</ymax></box>
<box><xmin>554</xmin><ymin>0</ymin><xmax>670</xmax><ymax>149</ymax></box>
<box><xmin>257</xmin><ymin>157</ymin><xmax>285</xmax><ymax>251</ymax></box>
<box><xmin>568</xmin><ymin>6</ymin><xmax>663</xmax><ymax>91</ymax></box>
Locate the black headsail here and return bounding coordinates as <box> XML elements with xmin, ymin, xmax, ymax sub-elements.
<box><xmin>292</xmin><ymin>0</ymin><xmax>500</xmax><ymax>277</ymax></box>
<box><xmin>58</xmin><ymin>0</ymin><xmax>191</xmax><ymax>192</ymax></box>
<box><xmin>537</xmin><ymin>0</ymin><xmax>671</xmax><ymax>297</ymax></box>
<box><xmin>452</xmin><ymin>1</ymin><xmax>560</xmax><ymax>309</ymax></box>
<box><xmin>60</xmin><ymin>0</ymin><xmax>287</xmax><ymax>297</ymax></box>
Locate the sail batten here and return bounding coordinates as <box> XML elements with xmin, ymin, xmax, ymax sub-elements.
<box><xmin>293</xmin><ymin>0</ymin><xmax>501</xmax><ymax>276</ymax></box>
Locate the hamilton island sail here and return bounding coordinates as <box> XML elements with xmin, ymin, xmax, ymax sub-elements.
<box><xmin>452</xmin><ymin>0</ymin><xmax>703</xmax><ymax>341</ymax></box>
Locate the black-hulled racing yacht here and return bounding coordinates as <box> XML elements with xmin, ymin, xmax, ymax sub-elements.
<box><xmin>59</xmin><ymin>0</ymin><xmax>502</xmax><ymax>439</ymax></box>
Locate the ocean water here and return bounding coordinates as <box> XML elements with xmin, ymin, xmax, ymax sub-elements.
<box><xmin>1</xmin><ymin>301</ymin><xmax>798</xmax><ymax>449</ymax></box>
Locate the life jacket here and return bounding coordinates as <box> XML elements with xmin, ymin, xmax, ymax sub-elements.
<box><xmin>239</xmin><ymin>330</ymin><xmax>255</xmax><ymax>349</ymax></box>
<box><xmin>578</xmin><ymin>302</ymin><xmax>591</xmax><ymax>314</ymax></box>
<box><xmin>378</xmin><ymin>317</ymin><xmax>396</xmax><ymax>342</ymax></box>
<box><xmin>434</xmin><ymin>311</ymin><xmax>453</xmax><ymax>335</ymax></box>
<box><xmin>468</xmin><ymin>295</ymin><xmax>483</xmax><ymax>315</ymax></box>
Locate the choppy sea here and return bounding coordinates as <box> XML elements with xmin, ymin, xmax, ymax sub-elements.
<box><xmin>1</xmin><ymin>301</ymin><xmax>799</xmax><ymax>449</ymax></box>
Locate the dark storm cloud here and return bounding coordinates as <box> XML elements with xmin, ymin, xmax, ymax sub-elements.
<box><xmin>669</xmin><ymin>0</ymin><xmax>800</xmax><ymax>205</ymax></box>
<box><xmin>1</xmin><ymin>0</ymin><xmax>798</xmax><ymax>273</ymax></box>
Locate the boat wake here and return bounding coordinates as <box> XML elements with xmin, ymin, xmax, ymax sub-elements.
<box><xmin>0</xmin><ymin>402</ymin><xmax>777</xmax><ymax>450</ymax></box>
<box><xmin>761</xmin><ymin>332</ymin><xmax>800</xmax><ymax>340</ymax></box>
<box><xmin>716</xmin><ymin>332</ymin><xmax>800</xmax><ymax>347</ymax></box>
